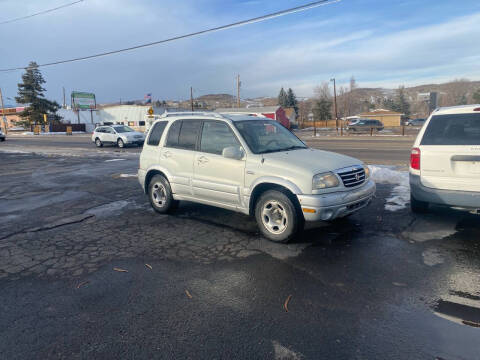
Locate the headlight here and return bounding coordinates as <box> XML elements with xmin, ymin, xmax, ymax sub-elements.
<box><xmin>363</xmin><ymin>165</ymin><xmax>370</xmax><ymax>179</ymax></box>
<box><xmin>312</xmin><ymin>172</ymin><xmax>339</xmax><ymax>189</ymax></box>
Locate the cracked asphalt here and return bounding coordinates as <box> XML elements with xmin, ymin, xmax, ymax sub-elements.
<box><xmin>1</xmin><ymin>149</ymin><xmax>480</xmax><ymax>360</ymax></box>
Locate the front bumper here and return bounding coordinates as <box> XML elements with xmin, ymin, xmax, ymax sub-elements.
<box><xmin>297</xmin><ymin>179</ymin><xmax>376</xmax><ymax>221</ymax></box>
<box><xmin>410</xmin><ymin>174</ymin><xmax>480</xmax><ymax>209</ymax></box>
<box><xmin>138</xmin><ymin>169</ymin><xmax>146</xmax><ymax>192</ymax></box>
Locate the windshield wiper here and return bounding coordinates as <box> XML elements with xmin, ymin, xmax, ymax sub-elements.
<box><xmin>258</xmin><ymin>146</ymin><xmax>306</xmax><ymax>154</ymax></box>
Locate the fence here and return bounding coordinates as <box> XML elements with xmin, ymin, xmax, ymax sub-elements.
<box><xmin>30</xmin><ymin>124</ymin><xmax>86</xmax><ymax>132</ymax></box>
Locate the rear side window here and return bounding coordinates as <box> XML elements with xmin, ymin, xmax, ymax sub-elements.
<box><xmin>166</xmin><ymin>120</ymin><xmax>202</xmax><ymax>150</ymax></box>
<box><xmin>147</xmin><ymin>121</ymin><xmax>167</xmax><ymax>146</ymax></box>
<box><xmin>421</xmin><ymin>113</ymin><xmax>480</xmax><ymax>145</ymax></box>
<box><xmin>166</xmin><ymin>121</ymin><xmax>182</xmax><ymax>147</ymax></box>
<box><xmin>178</xmin><ymin>120</ymin><xmax>202</xmax><ymax>150</ymax></box>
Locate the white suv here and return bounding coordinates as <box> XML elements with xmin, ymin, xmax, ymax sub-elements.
<box><xmin>410</xmin><ymin>105</ymin><xmax>480</xmax><ymax>213</ymax></box>
<box><xmin>138</xmin><ymin>113</ymin><xmax>376</xmax><ymax>242</ymax></box>
<box><xmin>92</xmin><ymin>125</ymin><xmax>145</xmax><ymax>148</ymax></box>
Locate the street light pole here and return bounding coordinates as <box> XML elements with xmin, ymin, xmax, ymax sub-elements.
<box><xmin>330</xmin><ymin>78</ymin><xmax>339</xmax><ymax>135</ymax></box>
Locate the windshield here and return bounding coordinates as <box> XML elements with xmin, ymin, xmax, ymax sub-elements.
<box><xmin>233</xmin><ymin>120</ymin><xmax>307</xmax><ymax>154</ymax></box>
<box><xmin>113</xmin><ymin>126</ymin><xmax>135</xmax><ymax>133</ymax></box>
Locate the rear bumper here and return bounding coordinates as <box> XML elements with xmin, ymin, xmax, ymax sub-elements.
<box><xmin>297</xmin><ymin>179</ymin><xmax>376</xmax><ymax>221</ymax></box>
<box><xmin>410</xmin><ymin>174</ymin><xmax>480</xmax><ymax>209</ymax></box>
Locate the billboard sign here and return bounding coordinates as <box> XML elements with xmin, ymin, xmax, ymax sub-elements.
<box><xmin>72</xmin><ymin>91</ymin><xmax>96</xmax><ymax>110</ymax></box>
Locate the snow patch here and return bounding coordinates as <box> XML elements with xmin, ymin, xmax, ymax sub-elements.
<box><xmin>21</xmin><ymin>131</ymin><xmax>86</xmax><ymax>135</ymax></box>
<box><xmin>104</xmin><ymin>158</ymin><xmax>126</xmax><ymax>162</ymax></box>
<box><xmin>422</xmin><ymin>248</ymin><xmax>445</xmax><ymax>266</ymax></box>
<box><xmin>369</xmin><ymin>165</ymin><xmax>409</xmax><ymax>211</ymax></box>
<box><xmin>119</xmin><ymin>173</ymin><xmax>137</xmax><ymax>178</ymax></box>
<box><xmin>272</xmin><ymin>341</ymin><xmax>304</xmax><ymax>360</ymax></box>
<box><xmin>85</xmin><ymin>200</ymin><xmax>130</xmax><ymax>218</ymax></box>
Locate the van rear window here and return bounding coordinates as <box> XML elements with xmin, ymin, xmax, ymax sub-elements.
<box><xmin>421</xmin><ymin>113</ymin><xmax>480</xmax><ymax>145</ymax></box>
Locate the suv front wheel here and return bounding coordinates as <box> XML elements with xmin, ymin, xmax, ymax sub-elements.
<box><xmin>148</xmin><ymin>175</ymin><xmax>178</xmax><ymax>214</ymax></box>
<box><xmin>255</xmin><ymin>190</ymin><xmax>304</xmax><ymax>243</ymax></box>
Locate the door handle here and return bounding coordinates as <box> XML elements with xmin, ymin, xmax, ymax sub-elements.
<box><xmin>197</xmin><ymin>156</ymin><xmax>209</xmax><ymax>164</ymax></box>
<box><xmin>163</xmin><ymin>151</ymin><xmax>172</xmax><ymax>158</ymax></box>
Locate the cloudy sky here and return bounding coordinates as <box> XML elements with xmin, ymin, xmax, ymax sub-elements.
<box><xmin>1</xmin><ymin>0</ymin><xmax>480</xmax><ymax>105</ymax></box>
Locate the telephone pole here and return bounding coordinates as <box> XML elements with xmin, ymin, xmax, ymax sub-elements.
<box><xmin>236</xmin><ymin>74</ymin><xmax>241</xmax><ymax>108</ymax></box>
<box><xmin>0</xmin><ymin>88</ymin><xmax>7</xmax><ymax>134</ymax></box>
<box><xmin>190</xmin><ymin>86</ymin><xmax>194</xmax><ymax>111</ymax></box>
<box><xmin>62</xmin><ymin>87</ymin><xmax>66</xmax><ymax>108</ymax></box>
<box><xmin>330</xmin><ymin>78</ymin><xmax>339</xmax><ymax>135</ymax></box>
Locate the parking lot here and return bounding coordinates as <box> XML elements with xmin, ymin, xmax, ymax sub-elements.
<box><xmin>1</xmin><ymin>135</ymin><xmax>479</xmax><ymax>359</ymax></box>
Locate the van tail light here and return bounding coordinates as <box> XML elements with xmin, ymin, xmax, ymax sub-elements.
<box><xmin>410</xmin><ymin>148</ymin><xmax>421</xmax><ymax>170</ymax></box>
<box><xmin>474</xmin><ymin>107</ymin><xmax>480</xmax><ymax>111</ymax></box>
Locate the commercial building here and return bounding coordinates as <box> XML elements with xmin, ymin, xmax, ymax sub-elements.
<box><xmin>358</xmin><ymin>109</ymin><xmax>404</xmax><ymax>127</ymax></box>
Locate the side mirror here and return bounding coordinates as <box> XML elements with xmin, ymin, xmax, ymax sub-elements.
<box><xmin>222</xmin><ymin>146</ymin><xmax>244</xmax><ymax>160</ymax></box>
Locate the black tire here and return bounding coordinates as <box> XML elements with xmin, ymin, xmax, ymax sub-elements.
<box><xmin>255</xmin><ymin>190</ymin><xmax>304</xmax><ymax>243</ymax></box>
<box><xmin>148</xmin><ymin>175</ymin><xmax>178</xmax><ymax>214</ymax></box>
<box><xmin>117</xmin><ymin>138</ymin><xmax>125</xmax><ymax>148</ymax></box>
<box><xmin>411</xmin><ymin>194</ymin><xmax>429</xmax><ymax>213</ymax></box>
<box><xmin>95</xmin><ymin>138</ymin><xmax>103</xmax><ymax>147</ymax></box>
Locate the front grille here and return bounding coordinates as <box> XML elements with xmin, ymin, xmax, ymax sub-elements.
<box><xmin>337</xmin><ymin>166</ymin><xmax>366</xmax><ymax>188</ymax></box>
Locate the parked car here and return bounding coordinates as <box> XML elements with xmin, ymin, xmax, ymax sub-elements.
<box><xmin>91</xmin><ymin>125</ymin><xmax>145</xmax><ymax>148</ymax></box>
<box><xmin>406</xmin><ymin>118</ymin><xmax>426</xmax><ymax>126</ymax></box>
<box><xmin>347</xmin><ymin>119</ymin><xmax>384</xmax><ymax>132</ymax></box>
<box><xmin>410</xmin><ymin>105</ymin><xmax>480</xmax><ymax>213</ymax></box>
<box><xmin>0</xmin><ymin>130</ymin><xmax>5</xmax><ymax>141</ymax></box>
<box><xmin>138</xmin><ymin>112</ymin><xmax>376</xmax><ymax>243</ymax></box>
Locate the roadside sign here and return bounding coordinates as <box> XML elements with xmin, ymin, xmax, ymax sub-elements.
<box><xmin>147</xmin><ymin>107</ymin><xmax>154</xmax><ymax>115</ymax></box>
<box><xmin>34</xmin><ymin>125</ymin><xmax>41</xmax><ymax>135</ymax></box>
<box><xmin>72</xmin><ymin>91</ymin><xmax>96</xmax><ymax>110</ymax></box>
<box><xmin>66</xmin><ymin>126</ymin><xmax>73</xmax><ymax>135</ymax></box>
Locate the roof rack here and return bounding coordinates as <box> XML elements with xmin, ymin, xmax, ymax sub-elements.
<box><xmin>159</xmin><ymin>111</ymin><xmax>225</xmax><ymax>119</ymax></box>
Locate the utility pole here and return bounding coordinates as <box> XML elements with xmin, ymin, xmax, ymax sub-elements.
<box><xmin>0</xmin><ymin>88</ymin><xmax>7</xmax><ymax>134</ymax></box>
<box><xmin>190</xmin><ymin>86</ymin><xmax>194</xmax><ymax>111</ymax></box>
<box><xmin>237</xmin><ymin>74</ymin><xmax>241</xmax><ymax>108</ymax></box>
<box><xmin>62</xmin><ymin>87</ymin><xmax>66</xmax><ymax>108</ymax></box>
<box><xmin>330</xmin><ymin>78</ymin><xmax>339</xmax><ymax>135</ymax></box>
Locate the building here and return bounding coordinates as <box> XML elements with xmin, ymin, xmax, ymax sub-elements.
<box><xmin>283</xmin><ymin>107</ymin><xmax>298</xmax><ymax>126</ymax></box>
<box><xmin>214</xmin><ymin>106</ymin><xmax>290</xmax><ymax>128</ymax></box>
<box><xmin>0</xmin><ymin>107</ymin><xmax>26</xmax><ymax>131</ymax></box>
<box><xmin>358</xmin><ymin>109</ymin><xmax>404</xmax><ymax>127</ymax></box>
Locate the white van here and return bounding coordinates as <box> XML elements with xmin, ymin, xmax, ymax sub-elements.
<box><xmin>409</xmin><ymin>105</ymin><xmax>480</xmax><ymax>213</ymax></box>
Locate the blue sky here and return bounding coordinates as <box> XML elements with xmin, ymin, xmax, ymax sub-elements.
<box><xmin>1</xmin><ymin>0</ymin><xmax>480</xmax><ymax>105</ymax></box>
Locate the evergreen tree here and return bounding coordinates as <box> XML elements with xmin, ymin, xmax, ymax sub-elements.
<box><xmin>395</xmin><ymin>86</ymin><xmax>411</xmax><ymax>117</ymax></box>
<box><xmin>277</xmin><ymin>87</ymin><xmax>288</xmax><ymax>107</ymax></box>
<box><xmin>473</xmin><ymin>88</ymin><xmax>480</xmax><ymax>104</ymax></box>
<box><xmin>286</xmin><ymin>88</ymin><xmax>299</xmax><ymax>113</ymax></box>
<box><xmin>457</xmin><ymin>94</ymin><xmax>468</xmax><ymax>105</ymax></box>
<box><xmin>15</xmin><ymin>61</ymin><xmax>60</xmax><ymax>126</ymax></box>
<box><xmin>313</xmin><ymin>98</ymin><xmax>332</xmax><ymax>122</ymax></box>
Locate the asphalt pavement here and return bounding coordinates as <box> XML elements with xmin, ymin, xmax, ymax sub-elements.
<box><xmin>0</xmin><ymin>148</ymin><xmax>479</xmax><ymax>359</ymax></box>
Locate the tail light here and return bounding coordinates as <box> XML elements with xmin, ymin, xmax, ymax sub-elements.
<box><xmin>474</xmin><ymin>107</ymin><xmax>480</xmax><ymax>111</ymax></box>
<box><xmin>410</xmin><ymin>148</ymin><xmax>420</xmax><ymax>170</ymax></box>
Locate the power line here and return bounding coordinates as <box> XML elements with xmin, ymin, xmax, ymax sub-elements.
<box><xmin>0</xmin><ymin>0</ymin><xmax>340</xmax><ymax>72</ymax></box>
<box><xmin>0</xmin><ymin>0</ymin><xmax>84</xmax><ymax>26</ymax></box>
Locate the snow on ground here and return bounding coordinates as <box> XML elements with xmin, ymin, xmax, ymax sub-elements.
<box><xmin>20</xmin><ymin>131</ymin><xmax>86</xmax><ymax>135</ymax></box>
<box><xmin>369</xmin><ymin>165</ymin><xmax>409</xmax><ymax>211</ymax></box>
<box><xmin>104</xmin><ymin>158</ymin><xmax>126</xmax><ymax>162</ymax></box>
<box><xmin>119</xmin><ymin>173</ymin><xmax>137</xmax><ymax>178</ymax></box>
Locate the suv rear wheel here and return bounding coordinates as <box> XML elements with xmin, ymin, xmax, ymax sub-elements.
<box><xmin>411</xmin><ymin>194</ymin><xmax>429</xmax><ymax>213</ymax></box>
<box><xmin>95</xmin><ymin>138</ymin><xmax>103</xmax><ymax>147</ymax></box>
<box><xmin>148</xmin><ymin>175</ymin><xmax>178</xmax><ymax>214</ymax></box>
<box><xmin>255</xmin><ymin>190</ymin><xmax>304</xmax><ymax>243</ymax></box>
